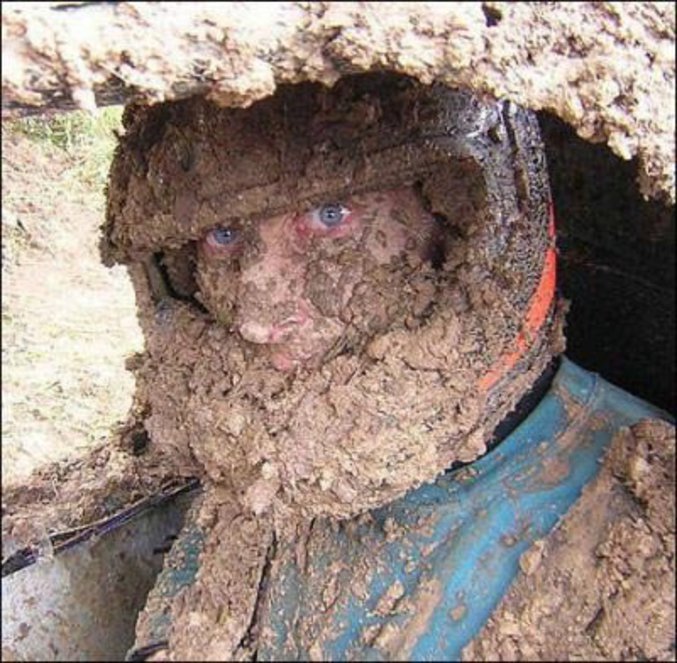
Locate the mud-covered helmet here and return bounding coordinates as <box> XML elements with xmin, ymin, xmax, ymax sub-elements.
<box><xmin>104</xmin><ymin>73</ymin><xmax>562</xmax><ymax>519</ymax></box>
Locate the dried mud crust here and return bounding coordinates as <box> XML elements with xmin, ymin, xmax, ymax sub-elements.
<box><xmin>166</xmin><ymin>491</ymin><xmax>273</xmax><ymax>662</ymax></box>
<box><xmin>105</xmin><ymin>76</ymin><xmax>561</xmax><ymax>522</ymax></box>
<box><xmin>127</xmin><ymin>280</ymin><xmax>561</xmax><ymax>524</ymax></box>
<box><xmin>101</xmin><ymin>75</ymin><xmax>552</xmax><ymax>269</ymax></box>
<box><xmin>1</xmin><ymin>440</ymin><xmax>179</xmax><ymax>560</ymax></box>
<box><xmin>132</xmin><ymin>487</ymin><xmax>274</xmax><ymax>663</ymax></box>
<box><xmin>462</xmin><ymin>418</ymin><xmax>676</xmax><ymax>662</ymax></box>
<box><xmin>2</xmin><ymin>3</ymin><xmax>675</xmax><ymax>204</ymax></box>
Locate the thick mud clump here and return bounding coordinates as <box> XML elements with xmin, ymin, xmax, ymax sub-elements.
<box><xmin>3</xmin><ymin>3</ymin><xmax>674</xmax><ymax>204</ymax></box>
<box><xmin>462</xmin><ymin>418</ymin><xmax>676</xmax><ymax>661</ymax></box>
<box><xmin>104</xmin><ymin>74</ymin><xmax>561</xmax><ymax>522</ymax></box>
<box><xmin>133</xmin><ymin>488</ymin><xmax>273</xmax><ymax>662</ymax></box>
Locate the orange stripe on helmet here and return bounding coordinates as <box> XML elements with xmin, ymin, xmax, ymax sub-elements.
<box><xmin>478</xmin><ymin>204</ymin><xmax>557</xmax><ymax>393</ymax></box>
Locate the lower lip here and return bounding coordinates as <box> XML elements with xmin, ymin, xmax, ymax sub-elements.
<box><xmin>270</xmin><ymin>343</ymin><xmax>317</xmax><ymax>371</ymax></box>
<box><xmin>270</xmin><ymin>349</ymin><xmax>297</xmax><ymax>372</ymax></box>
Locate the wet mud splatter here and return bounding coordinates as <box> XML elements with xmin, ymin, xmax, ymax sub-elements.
<box><xmin>463</xmin><ymin>418</ymin><xmax>676</xmax><ymax>661</ymax></box>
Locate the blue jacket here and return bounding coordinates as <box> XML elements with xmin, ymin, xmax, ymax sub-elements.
<box><xmin>132</xmin><ymin>358</ymin><xmax>671</xmax><ymax>661</ymax></box>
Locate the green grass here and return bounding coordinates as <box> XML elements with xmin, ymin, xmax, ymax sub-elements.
<box><xmin>8</xmin><ymin>106</ymin><xmax>123</xmax><ymax>190</ymax></box>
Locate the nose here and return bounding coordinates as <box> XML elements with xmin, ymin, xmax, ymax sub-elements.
<box><xmin>238</xmin><ymin>314</ymin><xmax>303</xmax><ymax>345</ymax></box>
<box><xmin>238</xmin><ymin>319</ymin><xmax>275</xmax><ymax>344</ymax></box>
<box><xmin>235</xmin><ymin>214</ymin><xmax>306</xmax><ymax>345</ymax></box>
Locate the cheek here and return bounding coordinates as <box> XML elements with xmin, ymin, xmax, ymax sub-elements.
<box><xmin>369</xmin><ymin>205</ymin><xmax>439</xmax><ymax>265</ymax></box>
<box><xmin>366</xmin><ymin>220</ymin><xmax>411</xmax><ymax>263</ymax></box>
<box><xmin>323</xmin><ymin>217</ymin><xmax>361</xmax><ymax>239</ymax></box>
<box><xmin>304</xmin><ymin>260</ymin><xmax>364</xmax><ymax>319</ymax></box>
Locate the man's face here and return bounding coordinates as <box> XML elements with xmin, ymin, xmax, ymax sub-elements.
<box><xmin>195</xmin><ymin>186</ymin><xmax>439</xmax><ymax>371</ymax></box>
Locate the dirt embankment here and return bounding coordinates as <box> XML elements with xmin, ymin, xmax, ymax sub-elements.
<box><xmin>2</xmin><ymin>2</ymin><xmax>675</xmax><ymax>204</ymax></box>
<box><xmin>1</xmin><ymin>129</ymin><xmax>143</xmax><ymax>488</ymax></box>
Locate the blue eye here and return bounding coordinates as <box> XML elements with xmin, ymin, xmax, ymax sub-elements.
<box><xmin>317</xmin><ymin>203</ymin><xmax>348</xmax><ymax>227</ymax></box>
<box><xmin>212</xmin><ymin>227</ymin><xmax>238</xmax><ymax>245</ymax></box>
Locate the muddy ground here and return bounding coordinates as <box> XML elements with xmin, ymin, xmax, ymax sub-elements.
<box><xmin>1</xmin><ymin>128</ymin><xmax>142</xmax><ymax>488</ymax></box>
<box><xmin>0</xmin><ymin>126</ymin><xmax>167</xmax><ymax>560</ymax></box>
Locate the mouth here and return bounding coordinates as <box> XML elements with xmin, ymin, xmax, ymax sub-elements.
<box><xmin>267</xmin><ymin>313</ymin><xmax>307</xmax><ymax>344</ymax></box>
<box><xmin>269</xmin><ymin>345</ymin><xmax>316</xmax><ymax>372</ymax></box>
